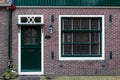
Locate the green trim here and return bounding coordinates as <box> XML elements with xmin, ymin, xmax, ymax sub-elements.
<box><xmin>14</xmin><ymin>0</ymin><xmax>120</xmax><ymax>6</ymax></box>
<box><xmin>62</xmin><ymin>54</ymin><xmax>101</xmax><ymax>57</ymax></box>
<box><xmin>62</xmin><ymin>30</ymin><xmax>101</xmax><ymax>32</ymax></box>
<box><xmin>63</xmin><ymin>42</ymin><xmax>100</xmax><ymax>44</ymax></box>
<box><xmin>8</xmin><ymin>10</ymin><xmax>12</xmax><ymax>59</ymax></box>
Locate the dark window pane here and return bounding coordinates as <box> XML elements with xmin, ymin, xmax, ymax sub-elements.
<box><xmin>24</xmin><ymin>37</ymin><xmax>31</xmax><ymax>45</ymax></box>
<box><xmin>63</xmin><ymin>18</ymin><xmax>72</xmax><ymax>30</ymax></box>
<box><xmin>32</xmin><ymin>37</ymin><xmax>38</xmax><ymax>45</ymax></box>
<box><xmin>73</xmin><ymin>18</ymin><xmax>80</xmax><ymax>29</ymax></box>
<box><xmin>73</xmin><ymin>44</ymin><xmax>80</xmax><ymax>54</ymax></box>
<box><xmin>81</xmin><ymin>33</ymin><xmax>89</xmax><ymax>43</ymax></box>
<box><xmin>73</xmin><ymin>32</ymin><xmax>81</xmax><ymax>43</ymax></box>
<box><xmin>63</xmin><ymin>32</ymin><xmax>72</xmax><ymax>43</ymax></box>
<box><xmin>24</xmin><ymin>29</ymin><xmax>31</xmax><ymax>37</ymax></box>
<box><xmin>91</xmin><ymin>32</ymin><xmax>100</xmax><ymax>43</ymax></box>
<box><xmin>91</xmin><ymin>44</ymin><xmax>100</xmax><ymax>54</ymax></box>
<box><xmin>63</xmin><ymin>44</ymin><xmax>72</xmax><ymax>55</ymax></box>
<box><xmin>21</xmin><ymin>17</ymin><xmax>28</xmax><ymax>23</ymax></box>
<box><xmin>81</xmin><ymin>44</ymin><xmax>89</xmax><ymax>54</ymax></box>
<box><xmin>91</xmin><ymin>18</ymin><xmax>100</xmax><ymax>30</ymax></box>
<box><xmin>81</xmin><ymin>18</ymin><xmax>89</xmax><ymax>30</ymax></box>
<box><xmin>35</xmin><ymin>17</ymin><xmax>41</xmax><ymax>23</ymax></box>
<box><xmin>32</xmin><ymin>29</ymin><xmax>37</xmax><ymax>37</ymax></box>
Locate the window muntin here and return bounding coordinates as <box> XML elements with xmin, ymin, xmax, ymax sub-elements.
<box><xmin>61</xmin><ymin>17</ymin><xmax>102</xmax><ymax>57</ymax></box>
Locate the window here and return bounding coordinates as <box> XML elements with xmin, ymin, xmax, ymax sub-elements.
<box><xmin>59</xmin><ymin>15</ymin><xmax>105</xmax><ymax>60</ymax></box>
<box><xmin>18</xmin><ymin>15</ymin><xmax>44</xmax><ymax>25</ymax></box>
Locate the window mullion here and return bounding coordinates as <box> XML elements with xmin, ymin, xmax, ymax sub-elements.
<box><xmin>63</xmin><ymin>33</ymin><xmax>65</xmax><ymax>55</ymax></box>
<box><xmin>89</xmin><ymin>19</ymin><xmax>91</xmax><ymax>55</ymax></box>
<box><xmin>98</xmin><ymin>19</ymin><xmax>102</xmax><ymax>55</ymax></box>
<box><xmin>71</xmin><ymin>19</ymin><xmax>73</xmax><ymax>55</ymax></box>
<box><xmin>62</xmin><ymin>19</ymin><xmax>65</xmax><ymax>56</ymax></box>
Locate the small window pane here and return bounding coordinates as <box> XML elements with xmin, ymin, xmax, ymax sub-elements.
<box><xmin>81</xmin><ymin>18</ymin><xmax>89</xmax><ymax>30</ymax></box>
<box><xmin>81</xmin><ymin>33</ymin><xmax>89</xmax><ymax>43</ymax></box>
<box><xmin>63</xmin><ymin>18</ymin><xmax>72</xmax><ymax>30</ymax></box>
<box><xmin>31</xmin><ymin>37</ymin><xmax>38</xmax><ymax>45</ymax></box>
<box><xmin>91</xmin><ymin>32</ymin><xmax>100</xmax><ymax>43</ymax></box>
<box><xmin>63</xmin><ymin>32</ymin><xmax>72</xmax><ymax>43</ymax></box>
<box><xmin>73</xmin><ymin>32</ymin><xmax>81</xmax><ymax>43</ymax></box>
<box><xmin>73</xmin><ymin>18</ymin><xmax>80</xmax><ymax>29</ymax></box>
<box><xmin>81</xmin><ymin>44</ymin><xmax>89</xmax><ymax>54</ymax></box>
<box><xmin>91</xmin><ymin>18</ymin><xmax>100</xmax><ymax>30</ymax></box>
<box><xmin>21</xmin><ymin>17</ymin><xmax>28</xmax><ymax>23</ymax></box>
<box><xmin>91</xmin><ymin>44</ymin><xmax>100</xmax><ymax>54</ymax></box>
<box><xmin>35</xmin><ymin>17</ymin><xmax>41</xmax><ymax>23</ymax></box>
<box><xmin>73</xmin><ymin>44</ymin><xmax>80</xmax><ymax>54</ymax></box>
<box><xmin>25</xmin><ymin>29</ymin><xmax>31</xmax><ymax>37</ymax></box>
<box><xmin>63</xmin><ymin>44</ymin><xmax>72</xmax><ymax>55</ymax></box>
<box><xmin>32</xmin><ymin>29</ymin><xmax>37</xmax><ymax>37</ymax></box>
<box><xmin>24</xmin><ymin>37</ymin><xmax>31</xmax><ymax>45</ymax></box>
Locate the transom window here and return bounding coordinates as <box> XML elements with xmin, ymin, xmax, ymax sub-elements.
<box><xmin>59</xmin><ymin>15</ymin><xmax>105</xmax><ymax>60</ymax></box>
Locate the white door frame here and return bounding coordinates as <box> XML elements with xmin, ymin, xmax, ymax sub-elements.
<box><xmin>18</xmin><ymin>26</ymin><xmax>44</xmax><ymax>75</ymax></box>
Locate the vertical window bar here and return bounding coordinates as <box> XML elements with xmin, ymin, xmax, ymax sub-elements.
<box><xmin>71</xmin><ymin>18</ymin><xmax>73</xmax><ymax>55</ymax></box>
<box><xmin>62</xmin><ymin>19</ymin><xmax>65</xmax><ymax>55</ymax></box>
<box><xmin>100</xmin><ymin>18</ymin><xmax>102</xmax><ymax>56</ymax></box>
<box><xmin>98</xmin><ymin>19</ymin><xmax>100</xmax><ymax>55</ymax></box>
<box><xmin>63</xmin><ymin>33</ymin><xmax>64</xmax><ymax>55</ymax></box>
<box><xmin>89</xmin><ymin>19</ymin><xmax>91</xmax><ymax>55</ymax></box>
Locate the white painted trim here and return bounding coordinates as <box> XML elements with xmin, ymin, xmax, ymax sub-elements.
<box><xmin>18</xmin><ymin>27</ymin><xmax>44</xmax><ymax>75</ymax></box>
<box><xmin>59</xmin><ymin>15</ymin><xmax>105</xmax><ymax>61</ymax></box>
<box><xmin>18</xmin><ymin>15</ymin><xmax>44</xmax><ymax>25</ymax></box>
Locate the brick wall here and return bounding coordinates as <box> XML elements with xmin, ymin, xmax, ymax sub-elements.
<box><xmin>12</xmin><ymin>8</ymin><xmax>120</xmax><ymax>76</ymax></box>
<box><xmin>0</xmin><ymin>8</ymin><xmax>8</xmax><ymax>75</ymax></box>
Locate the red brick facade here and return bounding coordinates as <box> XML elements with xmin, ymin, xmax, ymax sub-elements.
<box><xmin>1</xmin><ymin>7</ymin><xmax>120</xmax><ymax>76</ymax></box>
<box><xmin>0</xmin><ymin>8</ymin><xmax>8</xmax><ymax>75</ymax></box>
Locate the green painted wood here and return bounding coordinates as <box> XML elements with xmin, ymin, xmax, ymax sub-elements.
<box><xmin>21</xmin><ymin>26</ymin><xmax>41</xmax><ymax>72</ymax></box>
<box><xmin>14</xmin><ymin>0</ymin><xmax>120</xmax><ymax>6</ymax></box>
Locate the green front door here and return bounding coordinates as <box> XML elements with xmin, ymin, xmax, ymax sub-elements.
<box><xmin>21</xmin><ymin>26</ymin><xmax>41</xmax><ymax>72</ymax></box>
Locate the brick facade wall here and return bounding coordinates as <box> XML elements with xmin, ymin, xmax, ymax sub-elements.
<box><xmin>0</xmin><ymin>8</ymin><xmax>8</xmax><ymax>75</ymax></box>
<box><xmin>12</xmin><ymin>8</ymin><xmax>120</xmax><ymax>76</ymax></box>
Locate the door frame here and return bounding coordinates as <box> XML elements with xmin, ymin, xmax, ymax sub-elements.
<box><xmin>18</xmin><ymin>26</ymin><xmax>44</xmax><ymax>75</ymax></box>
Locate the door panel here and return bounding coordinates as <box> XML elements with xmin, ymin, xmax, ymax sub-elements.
<box><xmin>21</xmin><ymin>26</ymin><xmax>41</xmax><ymax>72</ymax></box>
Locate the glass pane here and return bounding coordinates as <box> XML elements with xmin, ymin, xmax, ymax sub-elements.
<box><xmin>81</xmin><ymin>33</ymin><xmax>89</xmax><ymax>43</ymax></box>
<box><xmin>91</xmin><ymin>44</ymin><xmax>100</xmax><ymax>54</ymax></box>
<box><xmin>24</xmin><ymin>37</ymin><xmax>31</xmax><ymax>45</ymax></box>
<box><xmin>32</xmin><ymin>29</ymin><xmax>37</xmax><ymax>37</ymax></box>
<box><xmin>25</xmin><ymin>29</ymin><xmax>31</xmax><ymax>37</ymax></box>
<box><xmin>35</xmin><ymin>17</ymin><xmax>41</xmax><ymax>23</ymax></box>
<box><xmin>73</xmin><ymin>18</ymin><xmax>80</xmax><ymax>29</ymax></box>
<box><xmin>81</xmin><ymin>18</ymin><xmax>89</xmax><ymax>30</ymax></box>
<box><xmin>91</xmin><ymin>18</ymin><xmax>100</xmax><ymax>30</ymax></box>
<box><xmin>81</xmin><ymin>44</ymin><xmax>89</xmax><ymax>54</ymax></box>
<box><xmin>73</xmin><ymin>44</ymin><xmax>80</xmax><ymax>54</ymax></box>
<box><xmin>63</xmin><ymin>18</ymin><xmax>72</xmax><ymax>30</ymax></box>
<box><xmin>73</xmin><ymin>32</ymin><xmax>81</xmax><ymax>43</ymax></box>
<box><xmin>32</xmin><ymin>37</ymin><xmax>38</xmax><ymax>45</ymax></box>
<box><xmin>63</xmin><ymin>44</ymin><xmax>72</xmax><ymax>55</ymax></box>
<box><xmin>21</xmin><ymin>17</ymin><xmax>28</xmax><ymax>23</ymax></box>
<box><xmin>91</xmin><ymin>32</ymin><xmax>100</xmax><ymax>43</ymax></box>
<box><xmin>63</xmin><ymin>32</ymin><xmax>72</xmax><ymax>43</ymax></box>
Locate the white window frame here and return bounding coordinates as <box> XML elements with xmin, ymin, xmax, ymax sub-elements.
<box><xmin>18</xmin><ymin>15</ymin><xmax>44</xmax><ymax>25</ymax></box>
<box><xmin>59</xmin><ymin>15</ymin><xmax>105</xmax><ymax>61</ymax></box>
